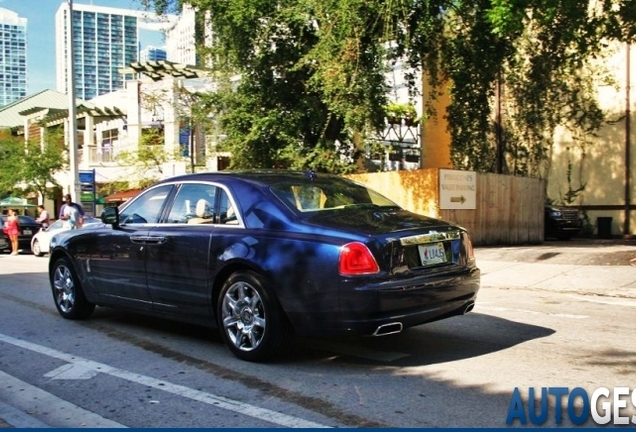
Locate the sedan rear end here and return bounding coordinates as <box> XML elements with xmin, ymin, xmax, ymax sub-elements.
<box><xmin>336</xmin><ymin>229</ymin><xmax>479</xmax><ymax>336</ymax></box>
<box><xmin>265</xmin><ymin>177</ymin><xmax>480</xmax><ymax>338</ymax></box>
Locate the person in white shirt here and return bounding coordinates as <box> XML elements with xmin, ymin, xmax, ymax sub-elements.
<box><xmin>59</xmin><ymin>194</ymin><xmax>84</xmax><ymax>229</ymax></box>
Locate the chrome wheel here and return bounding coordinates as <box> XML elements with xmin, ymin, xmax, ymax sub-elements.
<box><xmin>221</xmin><ymin>280</ymin><xmax>266</xmax><ymax>352</ymax></box>
<box><xmin>53</xmin><ymin>263</ymin><xmax>75</xmax><ymax>313</ymax></box>
<box><xmin>50</xmin><ymin>257</ymin><xmax>95</xmax><ymax>320</ymax></box>
<box><xmin>217</xmin><ymin>270</ymin><xmax>294</xmax><ymax>361</ymax></box>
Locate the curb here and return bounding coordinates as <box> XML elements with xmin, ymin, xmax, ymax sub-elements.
<box><xmin>0</xmin><ymin>400</ymin><xmax>49</xmax><ymax>429</ymax></box>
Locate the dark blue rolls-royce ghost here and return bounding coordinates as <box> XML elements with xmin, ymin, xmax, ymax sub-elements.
<box><xmin>48</xmin><ymin>170</ymin><xmax>480</xmax><ymax>362</ymax></box>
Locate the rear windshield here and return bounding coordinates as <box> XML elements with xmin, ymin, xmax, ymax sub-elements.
<box><xmin>270</xmin><ymin>177</ymin><xmax>399</xmax><ymax>215</ymax></box>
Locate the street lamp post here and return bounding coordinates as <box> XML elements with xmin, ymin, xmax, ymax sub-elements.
<box><xmin>67</xmin><ymin>0</ymin><xmax>80</xmax><ymax>202</ymax></box>
<box><xmin>189</xmin><ymin>117</ymin><xmax>195</xmax><ymax>173</ymax></box>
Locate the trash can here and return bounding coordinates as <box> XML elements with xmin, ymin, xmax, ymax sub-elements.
<box><xmin>597</xmin><ymin>217</ymin><xmax>613</xmax><ymax>239</ymax></box>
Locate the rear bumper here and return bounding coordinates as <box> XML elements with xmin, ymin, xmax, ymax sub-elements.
<box><xmin>290</xmin><ymin>265</ymin><xmax>480</xmax><ymax>337</ymax></box>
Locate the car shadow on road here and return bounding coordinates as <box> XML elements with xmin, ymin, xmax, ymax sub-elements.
<box><xmin>291</xmin><ymin>312</ymin><xmax>555</xmax><ymax>366</ymax></box>
<box><xmin>86</xmin><ymin>307</ymin><xmax>553</xmax><ymax>367</ymax></box>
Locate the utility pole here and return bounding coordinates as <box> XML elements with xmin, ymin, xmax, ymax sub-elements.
<box><xmin>67</xmin><ymin>0</ymin><xmax>81</xmax><ymax>202</ymax></box>
<box><xmin>495</xmin><ymin>70</ymin><xmax>503</xmax><ymax>174</ymax></box>
<box><xmin>624</xmin><ymin>41</ymin><xmax>631</xmax><ymax>237</ymax></box>
<box><xmin>189</xmin><ymin>117</ymin><xmax>195</xmax><ymax>173</ymax></box>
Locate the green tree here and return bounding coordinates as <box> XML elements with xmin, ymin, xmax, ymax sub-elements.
<box><xmin>0</xmin><ymin>131</ymin><xmax>24</xmax><ymax>196</ymax></box>
<box><xmin>142</xmin><ymin>0</ymin><xmax>633</xmax><ymax>176</ymax></box>
<box><xmin>116</xmin><ymin>128</ymin><xmax>173</xmax><ymax>182</ymax></box>
<box><xmin>0</xmin><ymin>127</ymin><xmax>66</xmax><ymax>201</ymax></box>
<box><xmin>21</xmin><ymin>135</ymin><xmax>67</xmax><ymax>202</ymax></box>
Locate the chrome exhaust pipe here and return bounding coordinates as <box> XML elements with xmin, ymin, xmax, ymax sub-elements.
<box><xmin>463</xmin><ymin>302</ymin><xmax>475</xmax><ymax>314</ymax></box>
<box><xmin>373</xmin><ymin>322</ymin><xmax>403</xmax><ymax>336</ymax></box>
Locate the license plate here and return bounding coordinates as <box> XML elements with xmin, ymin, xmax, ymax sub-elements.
<box><xmin>418</xmin><ymin>242</ymin><xmax>447</xmax><ymax>266</ymax></box>
<box><xmin>23</xmin><ymin>229</ymin><xmax>32</xmax><ymax>235</ymax></box>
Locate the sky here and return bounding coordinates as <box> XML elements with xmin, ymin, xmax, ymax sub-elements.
<box><xmin>0</xmin><ymin>0</ymin><xmax>167</xmax><ymax>94</ymax></box>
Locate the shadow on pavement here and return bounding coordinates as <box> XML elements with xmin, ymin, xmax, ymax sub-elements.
<box><xmin>293</xmin><ymin>312</ymin><xmax>554</xmax><ymax>367</ymax></box>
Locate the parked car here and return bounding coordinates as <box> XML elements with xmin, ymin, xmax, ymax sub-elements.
<box><xmin>1</xmin><ymin>214</ymin><xmax>41</xmax><ymax>253</ymax></box>
<box><xmin>48</xmin><ymin>171</ymin><xmax>480</xmax><ymax>362</ymax></box>
<box><xmin>31</xmin><ymin>217</ymin><xmax>101</xmax><ymax>257</ymax></box>
<box><xmin>544</xmin><ymin>205</ymin><xmax>583</xmax><ymax>240</ymax></box>
<box><xmin>0</xmin><ymin>232</ymin><xmax>8</xmax><ymax>251</ymax></box>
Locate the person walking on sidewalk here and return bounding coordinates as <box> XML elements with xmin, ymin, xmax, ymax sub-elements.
<box><xmin>3</xmin><ymin>208</ymin><xmax>20</xmax><ymax>255</ymax></box>
<box><xmin>35</xmin><ymin>204</ymin><xmax>50</xmax><ymax>228</ymax></box>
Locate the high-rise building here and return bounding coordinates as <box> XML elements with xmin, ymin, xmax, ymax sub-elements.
<box><xmin>0</xmin><ymin>8</ymin><xmax>27</xmax><ymax>107</ymax></box>
<box><xmin>140</xmin><ymin>45</ymin><xmax>167</xmax><ymax>62</ymax></box>
<box><xmin>55</xmin><ymin>3</ymin><xmax>176</xmax><ymax>101</ymax></box>
<box><xmin>165</xmin><ymin>5</ymin><xmax>213</xmax><ymax>67</ymax></box>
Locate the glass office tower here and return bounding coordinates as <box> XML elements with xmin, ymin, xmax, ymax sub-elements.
<box><xmin>55</xmin><ymin>3</ymin><xmax>138</xmax><ymax>101</ymax></box>
<box><xmin>0</xmin><ymin>8</ymin><xmax>27</xmax><ymax>107</ymax></box>
<box><xmin>140</xmin><ymin>45</ymin><xmax>167</xmax><ymax>62</ymax></box>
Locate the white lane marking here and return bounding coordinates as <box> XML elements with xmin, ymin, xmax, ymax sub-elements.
<box><xmin>0</xmin><ymin>369</ymin><xmax>126</xmax><ymax>428</ymax></box>
<box><xmin>44</xmin><ymin>362</ymin><xmax>99</xmax><ymax>380</ymax></box>
<box><xmin>475</xmin><ymin>305</ymin><xmax>587</xmax><ymax>319</ymax></box>
<box><xmin>567</xmin><ymin>294</ymin><xmax>636</xmax><ymax>307</ymax></box>
<box><xmin>0</xmin><ymin>333</ymin><xmax>329</xmax><ymax>428</ymax></box>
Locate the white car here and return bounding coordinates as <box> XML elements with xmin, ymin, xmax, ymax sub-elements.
<box><xmin>31</xmin><ymin>217</ymin><xmax>100</xmax><ymax>256</ymax></box>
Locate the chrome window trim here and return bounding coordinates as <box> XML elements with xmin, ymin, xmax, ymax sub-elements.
<box><xmin>163</xmin><ymin>180</ymin><xmax>246</xmax><ymax>228</ymax></box>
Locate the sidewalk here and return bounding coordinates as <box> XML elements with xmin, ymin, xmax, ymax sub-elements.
<box><xmin>475</xmin><ymin>238</ymin><xmax>636</xmax><ymax>299</ymax></box>
<box><xmin>0</xmin><ymin>401</ymin><xmax>49</xmax><ymax>429</ymax></box>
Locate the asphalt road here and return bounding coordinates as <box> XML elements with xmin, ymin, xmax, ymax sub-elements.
<box><xmin>0</xmin><ymin>242</ymin><xmax>635</xmax><ymax>428</ymax></box>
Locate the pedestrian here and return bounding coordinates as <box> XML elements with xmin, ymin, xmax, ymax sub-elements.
<box><xmin>3</xmin><ymin>208</ymin><xmax>20</xmax><ymax>255</ymax></box>
<box><xmin>35</xmin><ymin>204</ymin><xmax>51</xmax><ymax>228</ymax></box>
<box><xmin>59</xmin><ymin>194</ymin><xmax>84</xmax><ymax>229</ymax></box>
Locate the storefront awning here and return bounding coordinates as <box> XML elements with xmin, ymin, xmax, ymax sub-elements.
<box><xmin>104</xmin><ymin>188</ymin><xmax>142</xmax><ymax>203</ymax></box>
<box><xmin>0</xmin><ymin>196</ymin><xmax>37</xmax><ymax>208</ymax></box>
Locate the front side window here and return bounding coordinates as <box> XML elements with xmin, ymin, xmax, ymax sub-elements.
<box><xmin>119</xmin><ymin>185</ymin><xmax>173</xmax><ymax>224</ymax></box>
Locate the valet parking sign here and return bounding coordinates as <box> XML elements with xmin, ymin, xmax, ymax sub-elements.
<box><xmin>439</xmin><ymin>169</ymin><xmax>477</xmax><ymax>210</ymax></box>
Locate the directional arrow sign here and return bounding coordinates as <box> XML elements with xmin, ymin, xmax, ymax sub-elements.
<box><xmin>439</xmin><ymin>169</ymin><xmax>477</xmax><ymax>209</ymax></box>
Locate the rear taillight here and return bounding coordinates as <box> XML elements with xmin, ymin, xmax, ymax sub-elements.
<box><xmin>339</xmin><ymin>242</ymin><xmax>380</xmax><ymax>276</ymax></box>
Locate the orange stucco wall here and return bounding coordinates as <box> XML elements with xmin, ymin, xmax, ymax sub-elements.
<box><xmin>348</xmin><ymin>169</ymin><xmax>440</xmax><ymax>218</ymax></box>
<box><xmin>421</xmin><ymin>75</ymin><xmax>453</xmax><ymax>169</ymax></box>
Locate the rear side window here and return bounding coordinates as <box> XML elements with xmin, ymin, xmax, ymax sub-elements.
<box><xmin>167</xmin><ymin>183</ymin><xmax>218</xmax><ymax>224</ymax></box>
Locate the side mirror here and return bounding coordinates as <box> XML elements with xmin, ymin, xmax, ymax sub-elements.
<box><xmin>101</xmin><ymin>207</ymin><xmax>120</xmax><ymax>228</ymax></box>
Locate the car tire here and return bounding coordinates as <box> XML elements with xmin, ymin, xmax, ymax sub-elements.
<box><xmin>50</xmin><ymin>257</ymin><xmax>95</xmax><ymax>320</ymax></box>
<box><xmin>32</xmin><ymin>239</ymin><xmax>43</xmax><ymax>257</ymax></box>
<box><xmin>217</xmin><ymin>270</ymin><xmax>294</xmax><ymax>362</ymax></box>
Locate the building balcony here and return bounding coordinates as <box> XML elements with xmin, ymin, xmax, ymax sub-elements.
<box><xmin>77</xmin><ymin>146</ymin><xmax>116</xmax><ymax>166</ymax></box>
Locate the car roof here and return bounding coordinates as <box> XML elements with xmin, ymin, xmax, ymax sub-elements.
<box><xmin>154</xmin><ymin>170</ymin><xmax>338</xmax><ymax>186</ymax></box>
